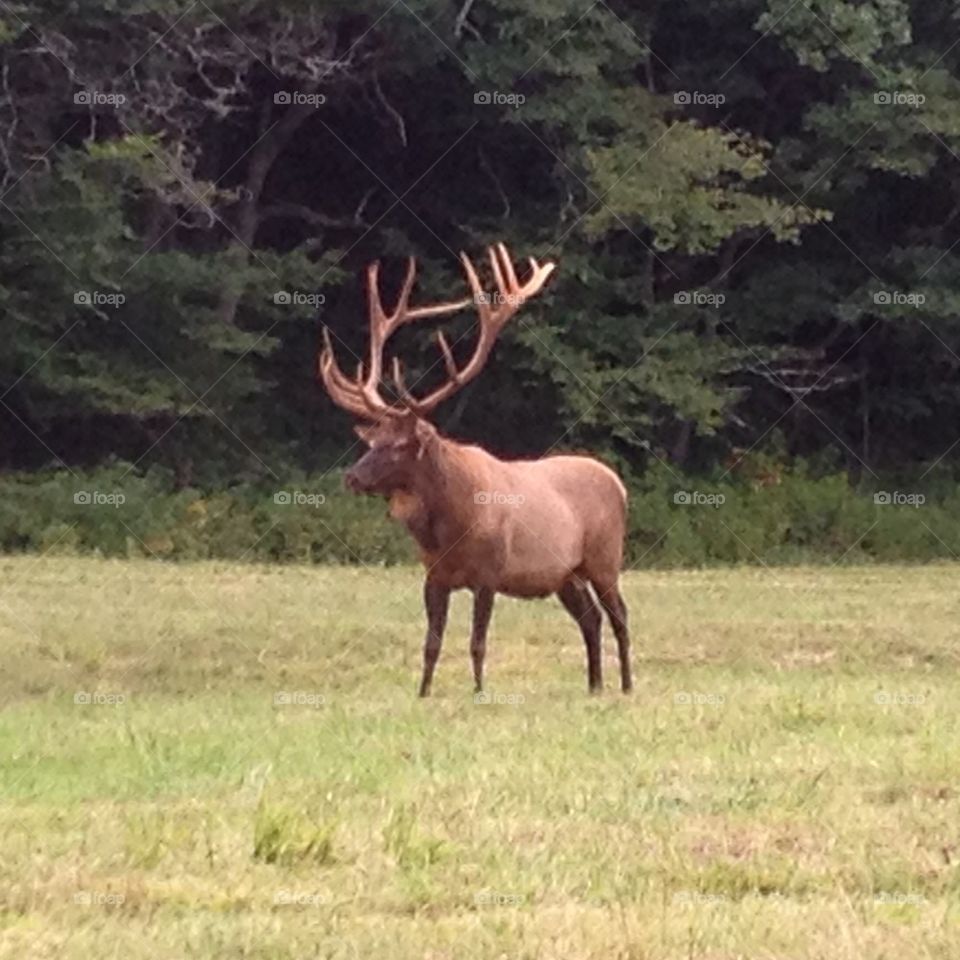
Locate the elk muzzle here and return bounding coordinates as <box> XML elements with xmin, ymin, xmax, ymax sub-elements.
<box><xmin>344</xmin><ymin>444</ymin><xmax>407</xmax><ymax>495</ymax></box>
<box><xmin>344</xmin><ymin>460</ymin><xmax>380</xmax><ymax>494</ymax></box>
<box><xmin>344</xmin><ymin>466</ymin><xmax>366</xmax><ymax>493</ymax></box>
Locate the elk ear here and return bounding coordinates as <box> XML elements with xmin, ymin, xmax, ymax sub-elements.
<box><xmin>354</xmin><ymin>423</ymin><xmax>378</xmax><ymax>446</ymax></box>
<box><xmin>413</xmin><ymin>418</ymin><xmax>437</xmax><ymax>460</ymax></box>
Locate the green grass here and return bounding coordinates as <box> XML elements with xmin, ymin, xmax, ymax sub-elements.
<box><xmin>1</xmin><ymin>556</ymin><xmax>958</xmax><ymax>958</ymax></box>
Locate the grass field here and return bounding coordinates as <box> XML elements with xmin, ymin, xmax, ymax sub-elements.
<box><xmin>1</xmin><ymin>556</ymin><xmax>959</xmax><ymax>958</ymax></box>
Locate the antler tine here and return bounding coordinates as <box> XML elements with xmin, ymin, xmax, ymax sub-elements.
<box><xmin>319</xmin><ymin>262</ymin><xmax>424</xmax><ymax>420</ymax></box>
<box><xmin>313</xmin><ymin>264</ymin><xmax>398</xmax><ymax>420</ymax></box>
<box><xmin>487</xmin><ymin>245</ymin><xmax>507</xmax><ymax>304</ymax></box>
<box><xmin>361</xmin><ymin>258</ymin><xmax>412</xmax><ymax>374</ymax></box>
<box><xmin>362</xmin><ymin>261</ymin><xmax>390</xmax><ymax>389</ymax></box>
<box><xmin>365</xmin><ymin>261</ymin><xmax>386</xmax><ymax>327</ymax></box>
<box><xmin>317</xmin><ymin>244</ymin><xmax>555</xmax><ymax>420</ymax></box>
<box><xmin>318</xmin><ymin>329</ymin><xmax>382</xmax><ymax>418</ymax></box>
<box><xmin>494</xmin><ymin>241</ymin><xmax>518</xmax><ymax>293</ymax></box>
<box><xmin>458</xmin><ymin>250</ymin><xmax>489</xmax><ymax>320</ymax></box>
<box><xmin>397</xmin><ymin>256</ymin><xmax>473</xmax><ymax>322</ymax></box>
<box><xmin>391</xmin><ymin>356</ymin><xmax>416</xmax><ymax>407</ymax></box>
<box><xmin>356</xmin><ymin>257</ymin><xmax>417</xmax><ymax>415</ymax></box>
<box><xmin>401</xmin><ymin>243</ymin><xmax>556</xmax><ymax>417</ymax></box>
<box><xmin>360</xmin><ymin>256</ymin><xmax>471</xmax><ymax>414</ymax></box>
<box><xmin>435</xmin><ymin>331</ymin><xmax>460</xmax><ymax>379</ymax></box>
<box><xmin>393</xmin><ymin>256</ymin><xmax>419</xmax><ymax>319</ymax></box>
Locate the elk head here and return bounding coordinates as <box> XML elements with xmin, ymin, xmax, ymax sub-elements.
<box><xmin>318</xmin><ymin>243</ymin><xmax>555</xmax><ymax>496</ymax></box>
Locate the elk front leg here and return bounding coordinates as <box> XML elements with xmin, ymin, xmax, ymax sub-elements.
<box><xmin>470</xmin><ymin>587</ymin><xmax>495</xmax><ymax>693</ymax></box>
<box><xmin>419</xmin><ymin>579</ymin><xmax>450</xmax><ymax>697</ymax></box>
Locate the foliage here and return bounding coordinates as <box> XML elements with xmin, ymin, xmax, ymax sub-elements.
<box><xmin>3</xmin><ymin>0</ymin><xmax>960</xmax><ymax>559</ymax></box>
<box><xmin>2</xmin><ymin>463</ymin><xmax>957</xmax><ymax>567</ymax></box>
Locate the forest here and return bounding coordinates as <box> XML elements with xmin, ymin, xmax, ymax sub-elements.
<box><xmin>3</xmin><ymin>0</ymin><xmax>960</xmax><ymax>564</ymax></box>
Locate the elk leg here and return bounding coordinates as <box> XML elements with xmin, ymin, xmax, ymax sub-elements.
<box><xmin>558</xmin><ymin>579</ymin><xmax>603</xmax><ymax>693</ymax></box>
<box><xmin>594</xmin><ymin>581</ymin><xmax>632</xmax><ymax>693</ymax></box>
<box><xmin>470</xmin><ymin>587</ymin><xmax>495</xmax><ymax>692</ymax></box>
<box><xmin>419</xmin><ymin>580</ymin><xmax>450</xmax><ymax>697</ymax></box>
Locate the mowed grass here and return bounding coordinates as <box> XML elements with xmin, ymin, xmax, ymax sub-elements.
<box><xmin>1</xmin><ymin>557</ymin><xmax>959</xmax><ymax>959</ymax></box>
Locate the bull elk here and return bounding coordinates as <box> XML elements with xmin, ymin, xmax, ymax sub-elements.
<box><xmin>318</xmin><ymin>243</ymin><xmax>632</xmax><ymax>696</ymax></box>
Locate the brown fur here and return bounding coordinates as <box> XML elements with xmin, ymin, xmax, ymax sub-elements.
<box><xmin>409</xmin><ymin>436</ymin><xmax>626</xmax><ymax>596</ymax></box>
<box><xmin>345</xmin><ymin>418</ymin><xmax>633</xmax><ymax>695</ymax></box>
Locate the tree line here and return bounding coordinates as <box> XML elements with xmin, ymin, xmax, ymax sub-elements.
<box><xmin>3</xmin><ymin>0</ymin><xmax>960</xmax><ymax>497</ymax></box>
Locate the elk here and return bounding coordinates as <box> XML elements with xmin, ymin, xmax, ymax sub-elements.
<box><xmin>318</xmin><ymin>243</ymin><xmax>632</xmax><ymax>697</ymax></box>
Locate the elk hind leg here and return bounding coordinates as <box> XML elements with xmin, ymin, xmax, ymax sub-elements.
<box><xmin>558</xmin><ymin>578</ymin><xmax>603</xmax><ymax>692</ymax></box>
<box><xmin>592</xmin><ymin>579</ymin><xmax>632</xmax><ymax>693</ymax></box>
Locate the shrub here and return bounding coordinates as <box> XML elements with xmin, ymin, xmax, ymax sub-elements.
<box><xmin>1</xmin><ymin>461</ymin><xmax>958</xmax><ymax>568</ymax></box>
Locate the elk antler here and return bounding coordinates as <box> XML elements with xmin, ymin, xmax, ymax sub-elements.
<box><xmin>319</xmin><ymin>243</ymin><xmax>555</xmax><ymax>420</ymax></box>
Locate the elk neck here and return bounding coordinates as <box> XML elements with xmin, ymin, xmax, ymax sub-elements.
<box><xmin>391</xmin><ymin>432</ymin><xmax>479</xmax><ymax>551</ymax></box>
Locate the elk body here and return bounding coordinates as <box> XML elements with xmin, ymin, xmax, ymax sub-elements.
<box><xmin>319</xmin><ymin>244</ymin><xmax>632</xmax><ymax>697</ymax></box>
